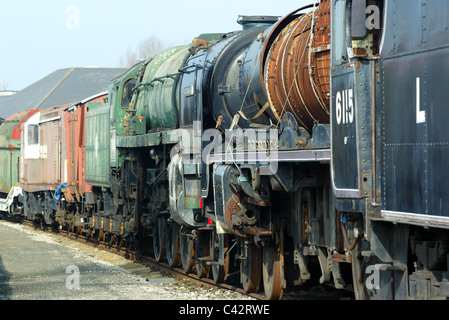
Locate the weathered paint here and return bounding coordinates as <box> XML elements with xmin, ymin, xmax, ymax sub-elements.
<box><xmin>109</xmin><ymin>61</ymin><xmax>144</xmax><ymax>168</ymax></box>
<box><xmin>207</xmin><ymin>25</ymin><xmax>277</xmax><ymax>130</ymax></box>
<box><xmin>134</xmin><ymin>45</ymin><xmax>191</xmax><ymax>130</ymax></box>
<box><xmin>20</xmin><ymin>105</ymin><xmax>70</xmax><ymax>193</ymax></box>
<box><xmin>116</xmin><ymin>128</ymin><xmax>183</xmax><ymax>149</ymax></box>
<box><xmin>263</xmin><ymin>0</ymin><xmax>331</xmax><ymax>131</ymax></box>
<box><xmin>380</xmin><ymin>0</ymin><xmax>449</xmax><ymax>218</ymax></box>
<box><xmin>85</xmin><ymin>102</ymin><xmax>111</xmax><ymax>187</ymax></box>
<box><xmin>0</xmin><ymin>110</ymin><xmax>39</xmax><ymax>194</ymax></box>
<box><xmin>65</xmin><ymin>93</ymin><xmax>108</xmax><ymax>202</ymax></box>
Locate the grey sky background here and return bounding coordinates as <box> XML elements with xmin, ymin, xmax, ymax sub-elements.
<box><xmin>1</xmin><ymin>0</ymin><xmax>311</xmax><ymax>91</ymax></box>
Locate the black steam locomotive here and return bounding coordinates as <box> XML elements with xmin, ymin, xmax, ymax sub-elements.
<box><xmin>1</xmin><ymin>0</ymin><xmax>448</xmax><ymax>300</ymax></box>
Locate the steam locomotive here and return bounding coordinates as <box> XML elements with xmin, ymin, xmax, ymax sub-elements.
<box><xmin>1</xmin><ymin>0</ymin><xmax>448</xmax><ymax>300</ymax></box>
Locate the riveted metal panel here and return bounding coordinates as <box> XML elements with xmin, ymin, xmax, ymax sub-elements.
<box><xmin>381</xmin><ymin>48</ymin><xmax>449</xmax><ymax>217</ymax></box>
<box><xmin>20</xmin><ymin>105</ymin><xmax>68</xmax><ymax>193</ymax></box>
<box><xmin>331</xmin><ymin>64</ymin><xmax>359</xmax><ymax>196</ymax></box>
<box><xmin>0</xmin><ymin>112</ymin><xmax>25</xmax><ymax>193</ymax></box>
<box><xmin>65</xmin><ymin>93</ymin><xmax>107</xmax><ymax>201</ymax></box>
<box><xmin>85</xmin><ymin>103</ymin><xmax>111</xmax><ymax>187</ymax></box>
<box><xmin>380</xmin><ymin>1</ymin><xmax>449</xmax><ymax>219</ymax></box>
<box><xmin>134</xmin><ymin>45</ymin><xmax>191</xmax><ymax>130</ymax></box>
<box><xmin>1</xmin><ymin>110</ymin><xmax>43</xmax><ymax>194</ymax></box>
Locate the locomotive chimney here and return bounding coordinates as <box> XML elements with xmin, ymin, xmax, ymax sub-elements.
<box><xmin>237</xmin><ymin>15</ymin><xmax>279</xmax><ymax>31</ymax></box>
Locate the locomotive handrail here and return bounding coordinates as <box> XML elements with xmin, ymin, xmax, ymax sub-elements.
<box><xmin>132</xmin><ymin>62</ymin><xmax>204</xmax><ymax>93</ymax></box>
<box><xmin>178</xmin><ymin>63</ymin><xmax>204</xmax><ymax>74</ymax></box>
<box><xmin>133</xmin><ymin>72</ymin><xmax>181</xmax><ymax>91</ymax></box>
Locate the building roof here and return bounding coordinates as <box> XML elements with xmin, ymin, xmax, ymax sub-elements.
<box><xmin>0</xmin><ymin>91</ymin><xmax>17</xmax><ymax>97</ymax></box>
<box><xmin>0</xmin><ymin>67</ymin><xmax>127</xmax><ymax>120</ymax></box>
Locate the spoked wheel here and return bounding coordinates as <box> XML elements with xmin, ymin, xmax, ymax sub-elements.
<box><xmin>262</xmin><ymin>229</ymin><xmax>285</xmax><ymax>300</ymax></box>
<box><xmin>180</xmin><ymin>230</ymin><xmax>195</xmax><ymax>274</ymax></box>
<box><xmin>153</xmin><ymin>215</ymin><xmax>167</xmax><ymax>262</ymax></box>
<box><xmin>212</xmin><ymin>233</ymin><xmax>230</xmax><ymax>284</ymax></box>
<box><xmin>195</xmin><ymin>232</ymin><xmax>211</xmax><ymax>278</ymax></box>
<box><xmin>240</xmin><ymin>242</ymin><xmax>261</xmax><ymax>293</ymax></box>
<box><xmin>165</xmin><ymin>222</ymin><xmax>181</xmax><ymax>267</ymax></box>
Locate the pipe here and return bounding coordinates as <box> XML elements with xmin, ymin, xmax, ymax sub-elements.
<box><xmin>340</xmin><ymin>222</ymin><xmax>360</xmax><ymax>251</ymax></box>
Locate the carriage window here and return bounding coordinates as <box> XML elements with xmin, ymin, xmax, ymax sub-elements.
<box><xmin>350</xmin><ymin>0</ymin><xmax>383</xmax><ymax>56</ymax></box>
<box><xmin>120</xmin><ymin>78</ymin><xmax>136</xmax><ymax>109</ymax></box>
<box><xmin>27</xmin><ymin>124</ymin><xmax>39</xmax><ymax>145</ymax></box>
<box><xmin>351</xmin><ymin>0</ymin><xmax>368</xmax><ymax>39</ymax></box>
<box><xmin>333</xmin><ymin>0</ymin><xmax>346</xmax><ymax>64</ymax></box>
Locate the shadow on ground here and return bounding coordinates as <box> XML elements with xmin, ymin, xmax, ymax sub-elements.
<box><xmin>0</xmin><ymin>255</ymin><xmax>12</xmax><ymax>300</ymax></box>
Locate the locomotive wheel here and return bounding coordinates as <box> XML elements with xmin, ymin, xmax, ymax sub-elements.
<box><xmin>240</xmin><ymin>243</ymin><xmax>261</xmax><ymax>293</ymax></box>
<box><xmin>262</xmin><ymin>230</ymin><xmax>284</xmax><ymax>300</ymax></box>
<box><xmin>180</xmin><ymin>231</ymin><xmax>195</xmax><ymax>274</ymax></box>
<box><xmin>109</xmin><ymin>235</ymin><xmax>118</xmax><ymax>247</ymax></box>
<box><xmin>114</xmin><ymin>236</ymin><xmax>122</xmax><ymax>252</ymax></box>
<box><xmin>195</xmin><ymin>232</ymin><xmax>211</xmax><ymax>278</ymax></box>
<box><xmin>212</xmin><ymin>233</ymin><xmax>230</xmax><ymax>284</ymax></box>
<box><xmin>351</xmin><ymin>238</ymin><xmax>368</xmax><ymax>300</ymax></box>
<box><xmin>153</xmin><ymin>216</ymin><xmax>167</xmax><ymax>262</ymax></box>
<box><xmin>342</xmin><ymin>220</ymin><xmax>373</xmax><ymax>300</ymax></box>
<box><xmin>98</xmin><ymin>229</ymin><xmax>105</xmax><ymax>242</ymax></box>
<box><xmin>87</xmin><ymin>230</ymin><xmax>95</xmax><ymax>240</ymax></box>
<box><xmin>166</xmin><ymin>222</ymin><xmax>181</xmax><ymax>267</ymax></box>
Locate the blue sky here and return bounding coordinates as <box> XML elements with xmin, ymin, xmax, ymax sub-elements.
<box><xmin>1</xmin><ymin>0</ymin><xmax>311</xmax><ymax>91</ymax></box>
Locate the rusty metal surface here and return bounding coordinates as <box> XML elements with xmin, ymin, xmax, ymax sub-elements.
<box><xmin>21</xmin><ymin>105</ymin><xmax>69</xmax><ymax>192</ymax></box>
<box><xmin>135</xmin><ymin>45</ymin><xmax>191</xmax><ymax>130</ymax></box>
<box><xmin>0</xmin><ymin>110</ymin><xmax>39</xmax><ymax>194</ymax></box>
<box><xmin>65</xmin><ymin>94</ymin><xmax>107</xmax><ymax>202</ymax></box>
<box><xmin>263</xmin><ymin>0</ymin><xmax>331</xmax><ymax>131</ymax></box>
<box><xmin>85</xmin><ymin>103</ymin><xmax>111</xmax><ymax>187</ymax></box>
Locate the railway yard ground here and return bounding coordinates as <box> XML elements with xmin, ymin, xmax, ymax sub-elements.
<box><xmin>0</xmin><ymin>219</ymin><xmax>252</xmax><ymax>301</ymax></box>
<box><xmin>0</xmin><ymin>216</ymin><xmax>356</xmax><ymax>313</ymax></box>
<box><xmin>0</xmin><ymin>217</ymin><xmax>429</xmax><ymax>318</ymax></box>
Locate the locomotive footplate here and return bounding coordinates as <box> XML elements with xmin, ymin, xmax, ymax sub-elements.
<box><xmin>208</xmin><ymin>149</ymin><xmax>330</xmax><ymax>164</ymax></box>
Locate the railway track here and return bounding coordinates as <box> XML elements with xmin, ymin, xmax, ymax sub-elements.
<box><xmin>19</xmin><ymin>219</ymin><xmax>266</xmax><ymax>300</ymax></box>
<box><xmin>5</xmin><ymin>216</ymin><xmax>353</xmax><ymax>301</ymax></box>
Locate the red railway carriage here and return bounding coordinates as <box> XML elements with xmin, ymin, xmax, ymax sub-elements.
<box><xmin>64</xmin><ymin>92</ymin><xmax>108</xmax><ymax>203</ymax></box>
<box><xmin>20</xmin><ymin>104</ymin><xmax>70</xmax><ymax>223</ymax></box>
<box><xmin>20</xmin><ymin>105</ymin><xmax>71</xmax><ymax>193</ymax></box>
